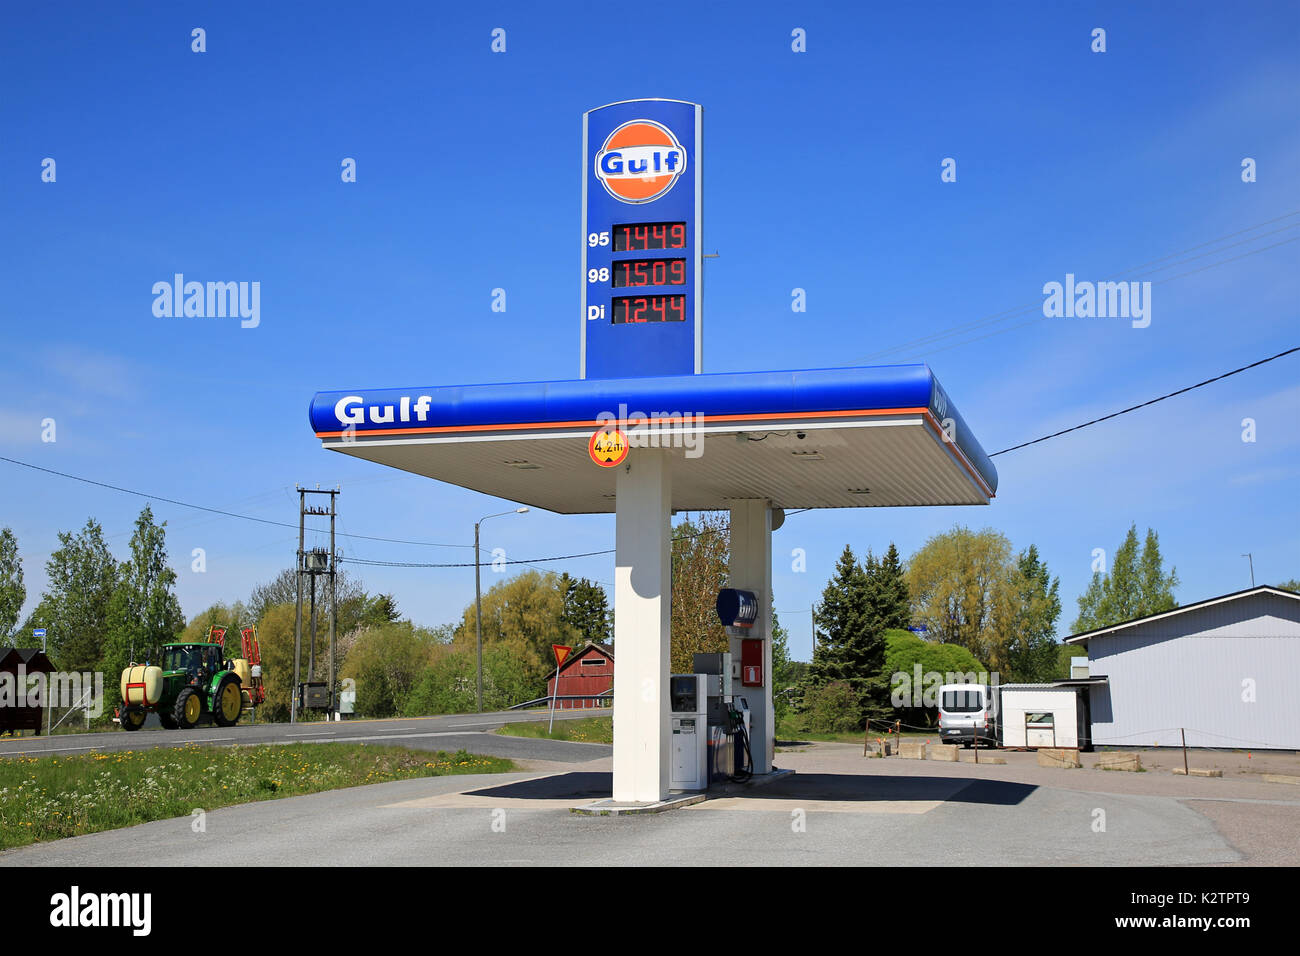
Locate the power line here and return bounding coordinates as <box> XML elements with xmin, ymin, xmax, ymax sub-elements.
<box><xmin>3</xmin><ymin>343</ymin><xmax>1291</xmax><ymax>569</ymax></box>
<box><xmin>989</xmin><ymin>346</ymin><xmax>1299</xmax><ymax>457</ymax></box>
<box><xmin>0</xmin><ymin>455</ymin><xmax>471</xmax><ymax>550</ymax></box>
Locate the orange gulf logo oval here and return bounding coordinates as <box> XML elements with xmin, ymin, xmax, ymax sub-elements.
<box><xmin>595</xmin><ymin>119</ymin><xmax>687</xmax><ymax>204</ymax></box>
<box><xmin>589</xmin><ymin>427</ymin><xmax>629</xmax><ymax>467</ymax></box>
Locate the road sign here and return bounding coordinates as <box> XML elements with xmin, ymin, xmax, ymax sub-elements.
<box><xmin>581</xmin><ymin>99</ymin><xmax>702</xmax><ymax>379</ymax></box>
<box><xmin>552</xmin><ymin>644</ymin><xmax>573</xmax><ymax>668</ymax></box>
<box><xmin>588</xmin><ymin>427</ymin><xmax>629</xmax><ymax>467</ymax></box>
<box><xmin>33</xmin><ymin>628</ymin><xmax>46</xmax><ymax>638</ymax></box>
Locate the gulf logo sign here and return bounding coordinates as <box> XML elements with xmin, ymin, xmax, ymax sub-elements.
<box><xmin>594</xmin><ymin>119</ymin><xmax>687</xmax><ymax>204</ymax></box>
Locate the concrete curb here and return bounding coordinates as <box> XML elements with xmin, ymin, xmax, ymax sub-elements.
<box><xmin>573</xmin><ymin>793</ymin><xmax>707</xmax><ymax>815</ymax></box>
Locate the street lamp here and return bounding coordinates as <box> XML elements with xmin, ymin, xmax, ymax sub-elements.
<box><xmin>475</xmin><ymin>506</ymin><xmax>529</xmax><ymax>711</ymax></box>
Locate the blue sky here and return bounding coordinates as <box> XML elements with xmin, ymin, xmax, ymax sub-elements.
<box><xmin>2</xmin><ymin>1</ymin><xmax>1297</xmax><ymax>659</ymax></box>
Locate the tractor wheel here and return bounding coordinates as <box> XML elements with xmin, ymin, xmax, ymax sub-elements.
<box><xmin>174</xmin><ymin>687</ymin><xmax>204</xmax><ymax>730</ymax></box>
<box><xmin>158</xmin><ymin>710</ymin><xmax>178</xmax><ymax>730</ymax></box>
<box><xmin>213</xmin><ymin>675</ymin><xmax>243</xmax><ymax>727</ymax></box>
<box><xmin>120</xmin><ymin>705</ymin><xmax>147</xmax><ymax>732</ymax></box>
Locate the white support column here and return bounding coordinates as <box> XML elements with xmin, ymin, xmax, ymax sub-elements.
<box><xmin>612</xmin><ymin>448</ymin><xmax>672</xmax><ymax>802</ymax></box>
<box><xmin>728</xmin><ymin>499</ymin><xmax>774</xmax><ymax>774</ymax></box>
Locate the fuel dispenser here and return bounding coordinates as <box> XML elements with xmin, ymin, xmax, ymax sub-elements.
<box><xmin>669</xmin><ymin>673</ymin><xmax>708</xmax><ymax>791</ymax></box>
<box><xmin>716</xmin><ymin>588</ymin><xmax>762</xmax><ymax>780</ymax></box>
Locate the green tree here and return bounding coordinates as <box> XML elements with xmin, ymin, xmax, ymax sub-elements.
<box><xmin>100</xmin><ymin>507</ymin><xmax>186</xmax><ymax>712</ymax></box>
<box><xmin>811</xmin><ymin>545</ymin><xmax>889</xmax><ymax>720</ymax></box>
<box><xmin>884</xmin><ymin>629</ymin><xmax>987</xmax><ymax>727</ymax></box>
<box><xmin>453</xmin><ymin>569</ymin><xmax>576</xmax><ymax>704</ymax></box>
<box><xmin>24</xmin><ymin>518</ymin><xmax>119</xmax><ymax>671</ymax></box>
<box><xmin>770</xmin><ymin>606</ymin><xmax>802</xmax><ymax>723</ymax></box>
<box><xmin>1056</xmin><ymin>643</ymin><xmax>1088</xmax><ymax>679</ymax></box>
<box><xmin>1275</xmin><ymin>579</ymin><xmax>1300</xmax><ymax>594</ymax></box>
<box><xmin>559</xmin><ymin>573</ymin><xmax>610</xmax><ymax>645</ymax></box>
<box><xmin>669</xmin><ymin>512</ymin><xmax>730</xmax><ymax>674</ymax></box>
<box><xmin>867</xmin><ymin>543</ymin><xmax>911</xmax><ymax>630</ymax></box>
<box><xmin>340</xmin><ymin>621</ymin><xmax>437</xmax><ymax>717</ymax></box>
<box><xmin>250</xmin><ymin>603</ymin><xmax>297</xmax><ymax>722</ymax></box>
<box><xmin>0</xmin><ymin>528</ymin><xmax>24</xmax><ymax>644</ymax></box>
<box><xmin>247</xmin><ymin>566</ymin><xmax>367</xmax><ymax>628</ymax></box>
<box><xmin>1005</xmin><ymin>544</ymin><xmax>1062</xmax><ymax>683</ymax></box>
<box><xmin>800</xmin><ymin>681</ymin><xmax>864</xmax><ymax>734</ymax></box>
<box><xmin>1072</xmin><ymin>524</ymin><xmax>1179</xmax><ymax>632</ymax></box>
<box><xmin>906</xmin><ymin>525</ymin><xmax>1020</xmax><ymax>671</ymax></box>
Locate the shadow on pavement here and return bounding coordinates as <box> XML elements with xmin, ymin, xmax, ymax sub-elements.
<box><xmin>726</xmin><ymin>772</ymin><xmax>1036</xmax><ymax>807</ymax></box>
<box><xmin>465</xmin><ymin>771</ymin><xmax>614</xmax><ymax>800</ymax></box>
<box><xmin>464</xmin><ymin>770</ymin><xmax>1036</xmax><ymax>808</ymax></box>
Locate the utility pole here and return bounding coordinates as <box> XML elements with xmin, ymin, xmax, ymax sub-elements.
<box><xmin>1242</xmin><ymin>553</ymin><xmax>1255</xmax><ymax>588</ymax></box>
<box><xmin>293</xmin><ymin>489</ymin><xmax>304</xmax><ymax>724</ymax></box>
<box><xmin>294</xmin><ymin>487</ymin><xmax>340</xmax><ymax>722</ymax></box>
<box><xmin>329</xmin><ymin>492</ymin><xmax>337</xmax><ymax>720</ymax></box>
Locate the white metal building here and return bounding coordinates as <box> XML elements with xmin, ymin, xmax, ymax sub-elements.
<box><xmin>1065</xmin><ymin>586</ymin><xmax>1300</xmax><ymax>750</ymax></box>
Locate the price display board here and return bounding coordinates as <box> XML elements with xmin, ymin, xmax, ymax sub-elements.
<box><xmin>581</xmin><ymin>99</ymin><xmax>702</xmax><ymax>379</ymax></box>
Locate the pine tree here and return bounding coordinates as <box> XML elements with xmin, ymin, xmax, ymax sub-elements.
<box><xmin>559</xmin><ymin>573</ymin><xmax>611</xmax><ymax>645</ymax></box>
<box><xmin>872</xmin><ymin>543</ymin><xmax>911</xmax><ymax>630</ymax></box>
<box><xmin>811</xmin><ymin>545</ymin><xmax>889</xmax><ymax>722</ymax></box>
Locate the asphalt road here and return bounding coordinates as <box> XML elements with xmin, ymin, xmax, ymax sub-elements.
<box><xmin>0</xmin><ymin>709</ymin><xmax>611</xmax><ymax>765</ymax></box>
<box><xmin>5</xmin><ymin>740</ymin><xmax>1296</xmax><ymax>866</ymax></box>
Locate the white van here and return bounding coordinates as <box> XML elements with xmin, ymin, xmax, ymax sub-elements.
<box><xmin>937</xmin><ymin>683</ymin><xmax>999</xmax><ymax>748</ymax></box>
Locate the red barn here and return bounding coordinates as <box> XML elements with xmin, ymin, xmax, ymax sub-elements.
<box><xmin>546</xmin><ymin>642</ymin><xmax>613</xmax><ymax>709</ymax></box>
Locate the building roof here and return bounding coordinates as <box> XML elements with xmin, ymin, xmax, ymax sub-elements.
<box><xmin>0</xmin><ymin>648</ymin><xmax>54</xmax><ymax>671</ymax></box>
<box><xmin>1064</xmin><ymin>585</ymin><xmax>1300</xmax><ymax>644</ymax></box>
<box><xmin>547</xmin><ymin>641</ymin><xmax>613</xmax><ymax>680</ymax></box>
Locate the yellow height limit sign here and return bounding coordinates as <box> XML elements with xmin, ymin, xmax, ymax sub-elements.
<box><xmin>588</xmin><ymin>427</ymin><xmax>629</xmax><ymax>467</ymax></box>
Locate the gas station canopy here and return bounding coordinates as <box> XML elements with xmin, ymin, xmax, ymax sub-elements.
<box><xmin>308</xmin><ymin>363</ymin><xmax>996</xmax><ymax>514</ymax></box>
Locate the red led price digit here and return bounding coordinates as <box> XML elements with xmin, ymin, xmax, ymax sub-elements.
<box><xmin>670</xmin><ymin>223</ymin><xmax>686</xmax><ymax>248</ymax></box>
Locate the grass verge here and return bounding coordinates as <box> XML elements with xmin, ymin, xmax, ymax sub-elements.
<box><xmin>496</xmin><ymin>715</ymin><xmax>612</xmax><ymax>743</ymax></box>
<box><xmin>0</xmin><ymin>743</ymin><xmax>513</xmax><ymax>851</ymax></box>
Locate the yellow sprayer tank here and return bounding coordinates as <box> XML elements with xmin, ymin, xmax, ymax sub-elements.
<box><xmin>121</xmin><ymin>665</ymin><xmax>163</xmax><ymax>706</ymax></box>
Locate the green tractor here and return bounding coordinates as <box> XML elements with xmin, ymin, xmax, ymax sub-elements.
<box><xmin>118</xmin><ymin>640</ymin><xmax>250</xmax><ymax>731</ymax></box>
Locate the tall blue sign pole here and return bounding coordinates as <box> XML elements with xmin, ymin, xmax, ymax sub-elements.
<box><xmin>581</xmin><ymin>99</ymin><xmax>703</xmax><ymax>379</ymax></box>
